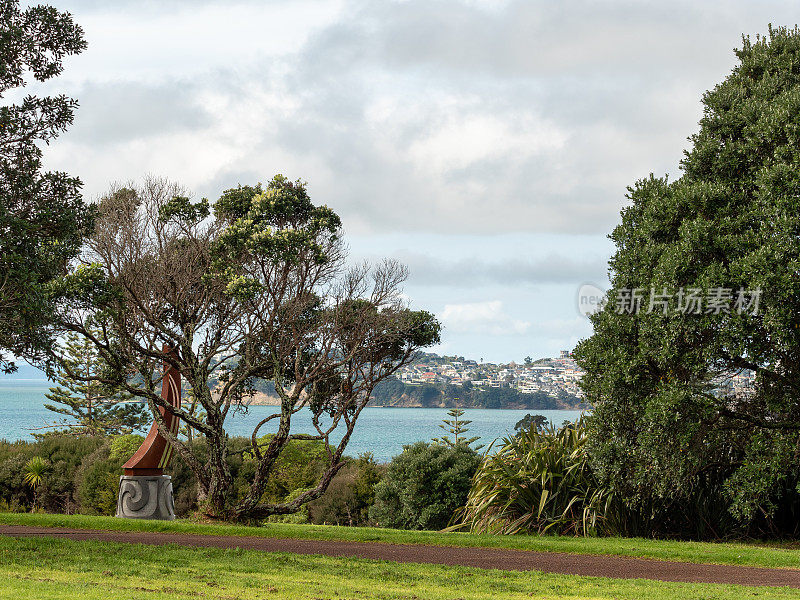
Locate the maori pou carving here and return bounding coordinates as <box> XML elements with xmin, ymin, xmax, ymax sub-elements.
<box><xmin>116</xmin><ymin>346</ymin><xmax>180</xmax><ymax>520</ymax></box>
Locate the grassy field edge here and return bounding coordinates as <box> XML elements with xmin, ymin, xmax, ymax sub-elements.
<box><xmin>4</xmin><ymin>535</ymin><xmax>799</xmax><ymax>600</ymax></box>
<box><xmin>0</xmin><ymin>512</ymin><xmax>798</xmax><ymax>570</ymax></box>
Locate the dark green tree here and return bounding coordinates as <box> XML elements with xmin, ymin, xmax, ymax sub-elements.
<box><xmin>575</xmin><ymin>26</ymin><xmax>800</xmax><ymax>537</ymax></box>
<box><xmin>369</xmin><ymin>441</ymin><xmax>480</xmax><ymax>530</ymax></box>
<box><xmin>43</xmin><ymin>332</ymin><xmax>148</xmax><ymax>436</ymax></box>
<box><xmin>0</xmin><ymin>1</ymin><xmax>94</xmax><ymax>372</ymax></box>
<box><xmin>514</xmin><ymin>413</ymin><xmax>547</xmax><ymax>433</ymax></box>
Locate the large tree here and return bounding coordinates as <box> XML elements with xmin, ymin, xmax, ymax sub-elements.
<box><xmin>0</xmin><ymin>1</ymin><xmax>94</xmax><ymax>372</ymax></box>
<box><xmin>47</xmin><ymin>175</ymin><xmax>440</xmax><ymax>520</ymax></box>
<box><xmin>575</xmin><ymin>26</ymin><xmax>800</xmax><ymax>537</ymax></box>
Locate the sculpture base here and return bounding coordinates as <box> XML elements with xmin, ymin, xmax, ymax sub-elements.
<box><xmin>116</xmin><ymin>475</ymin><xmax>175</xmax><ymax>520</ymax></box>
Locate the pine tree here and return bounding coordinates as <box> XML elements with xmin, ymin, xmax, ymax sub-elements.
<box><xmin>43</xmin><ymin>333</ymin><xmax>148</xmax><ymax>436</ymax></box>
<box><xmin>433</xmin><ymin>408</ymin><xmax>483</xmax><ymax>450</ymax></box>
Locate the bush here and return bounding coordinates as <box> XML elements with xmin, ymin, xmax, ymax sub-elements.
<box><xmin>163</xmin><ymin>435</ymin><xmax>334</xmax><ymax>517</ymax></box>
<box><xmin>74</xmin><ymin>442</ymin><xmax>116</xmax><ymax>515</ymax></box>
<box><xmin>369</xmin><ymin>442</ymin><xmax>480</xmax><ymax>530</ymax></box>
<box><xmin>109</xmin><ymin>434</ymin><xmax>145</xmax><ymax>461</ymax></box>
<box><xmin>308</xmin><ymin>453</ymin><xmax>385</xmax><ymax>526</ymax></box>
<box><xmin>454</xmin><ymin>418</ymin><xmax>614</xmax><ymax>536</ymax></box>
<box><xmin>74</xmin><ymin>434</ymin><xmax>145</xmax><ymax>515</ymax></box>
<box><xmin>266</xmin><ymin>488</ymin><xmax>311</xmax><ymax>524</ymax></box>
<box><xmin>0</xmin><ymin>435</ymin><xmax>105</xmax><ymax>513</ymax></box>
<box><xmin>257</xmin><ymin>437</ymin><xmax>331</xmax><ymax>504</ymax></box>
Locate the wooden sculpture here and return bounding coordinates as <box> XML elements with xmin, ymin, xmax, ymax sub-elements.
<box><xmin>116</xmin><ymin>347</ymin><xmax>180</xmax><ymax>519</ymax></box>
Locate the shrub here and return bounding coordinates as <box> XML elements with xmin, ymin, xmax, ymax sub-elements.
<box><xmin>109</xmin><ymin>434</ymin><xmax>144</xmax><ymax>461</ymax></box>
<box><xmin>75</xmin><ymin>442</ymin><xmax>117</xmax><ymax>515</ymax></box>
<box><xmin>369</xmin><ymin>442</ymin><xmax>480</xmax><ymax>530</ymax></box>
<box><xmin>308</xmin><ymin>453</ymin><xmax>385</xmax><ymax>526</ymax></box>
<box><xmin>266</xmin><ymin>488</ymin><xmax>311</xmax><ymax>524</ymax></box>
<box><xmin>454</xmin><ymin>418</ymin><xmax>613</xmax><ymax>536</ymax></box>
<box><xmin>0</xmin><ymin>435</ymin><xmax>105</xmax><ymax>513</ymax></box>
<box><xmin>164</xmin><ymin>436</ymin><xmax>333</xmax><ymax>517</ymax></box>
<box><xmin>257</xmin><ymin>437</ymin><xmax>331</xmax><ymax>504</ymax></box>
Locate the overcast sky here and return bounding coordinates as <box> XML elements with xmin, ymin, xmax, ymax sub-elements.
<box><xmin>21</xmin><ymin>0</ymin><xmax>800</xmax><ymax>362</ymax></box>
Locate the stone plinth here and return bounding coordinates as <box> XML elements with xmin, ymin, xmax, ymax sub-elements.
<box><xmin>116</xmin><ymin>475</ymin><xmax>175</xmax><ymax>520</ymax></box>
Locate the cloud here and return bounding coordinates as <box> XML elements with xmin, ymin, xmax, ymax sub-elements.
<box><xmin>399</xmin><ymin>252</ymin><xmax>607</xmax><ymax>287</ymax></box>
<box><xmin>441</xmin><ymin>300</ymin><xmax>531</xmax><ymax>336</ymax></box>
<box><xmin>67</xmin><ymin>80</ymin><xmax>212</xmax><ymax>145</ymax></box>
<box><xmin>29</xmin><ymin>0</ymin><xmax>800</xmax><ymax>361</ymax></box>
<box><xmin>43</xmin><ymin>0</ymin><xmax>793</xmax><ymax>235</ymax></box>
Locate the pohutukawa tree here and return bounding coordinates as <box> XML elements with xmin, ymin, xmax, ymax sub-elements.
<box><xmin>575</xmin><ymin>26</ymin><xmax>800</xmax><ymax>537</ymax></box>
<box><xmin>48</xmin><ymin>175</ymin><xmax>440</xmax><ymax>520</ymax></box>
<box><xmin>0</xmin><ymin>0</ymin><xmax>93</xmax><ymax>372</ymax></box>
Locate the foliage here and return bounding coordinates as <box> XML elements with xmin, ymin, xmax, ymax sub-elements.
<box><xmin>256</xmin><ymin>437</ymin><xmax>332</xmax><ymax>505</ymax></box>
<box><xmin>454</xmin><ymin>419</ymin><xmax>614</xmax><ymax>536</ymax></box>
<box><xmin>574</xmin><ymin>26</ymin><xmax>800</xmax><ymax>539</ymax></box>
<box><xmin>308</xmin><ymin>453</ymin><xmax>385</xmax><ymax>526</ymax></box>
<box><xmin>0</xmin><ymin>0</ymin><xmax>94</xmax><ymax>372</ymax></box>
<box><xmin>432</xmin><ymin>408</ymin><xmax>482</xmax><ymax>450</ymax></box>
<box><xmin>44</xmin><ymin>175</ymin><xmax>440</xmax><ymax>520</ymax></box>
<box><xmin>370</xmin><ymin>379</ymin><xmax>581</xmax><ymax>409</ymax></box>
<box><xmin>22</xmin><ymin>456</ymin><xmax>49</xmax><ymax>508</ymax></box>
<box><xmin>74</xmin><ymin>442</ymin><xmax>118</xmax><ymax>515</ymax></box>
<box><xmin>44</xmin><ymin>332</ymin><xmax>148</xmax><ymax>436</ymax></box>
<box><xmin>369</xmin><ymin>442</ymin><xmax>480</xmax><ymax>530</ymax></box>
<box><xmin>0</xmin><ymin>435</ymin><xmax>105</xmax><ymax>512</ymax></box>
<box><xmin>514</xmin><ymin>413</ymin><xmax>548</xmax><ymax>433</ymax></box>
<box><xmin>109</xmin><ymin>434</ymin><xmax>144</xmax><ymax>462</ymax></box>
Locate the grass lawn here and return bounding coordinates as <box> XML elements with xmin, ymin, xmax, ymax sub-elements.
<box><xmin>1</xmin><ymin>512</ymin><xmax>799</xmax><ymax>570</ymax></box>
<box><xmin>1</xmin><ymin>534</ymin><xmax>798</xmax><ymax>600</ymax></box>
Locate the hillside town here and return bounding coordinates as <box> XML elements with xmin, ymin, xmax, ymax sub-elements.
<box><xmin>397</xmin><ymin>351</ymin><xmax>757</xmax><ymax>401</ymax></box>
<box><xmin>397</xmin><ymin>351</ymin><xmax>585</xmax><ymax>399</ymax></box>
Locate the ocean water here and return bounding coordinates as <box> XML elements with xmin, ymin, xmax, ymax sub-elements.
<box><xmin>0</xmin><ymin>381</ymin><xmax>584</xmax><ymax>462</ymax></box>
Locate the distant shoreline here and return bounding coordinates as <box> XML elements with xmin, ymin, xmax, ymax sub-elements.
<box><xmin>0</xmin><ymin>383</ymin><xmax>586</xmax><ymax>411</ymax></box>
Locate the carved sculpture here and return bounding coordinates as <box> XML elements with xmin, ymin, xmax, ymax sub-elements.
<box><xmin>116</xmin><ymin>347</ymin><xmax>180</xmax><ymax>520</ymax></box>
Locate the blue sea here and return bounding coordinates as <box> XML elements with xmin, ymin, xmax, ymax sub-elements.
<box><xmin>0</xmin><ymin>381</ymin><xmax>583</xmax><ymax>462</ymax></box>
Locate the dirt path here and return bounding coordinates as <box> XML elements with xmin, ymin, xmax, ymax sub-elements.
<box><xmin>2</xmin><ymin>524</ymin><xmax>799</xmax><ymax>588</ymax></box>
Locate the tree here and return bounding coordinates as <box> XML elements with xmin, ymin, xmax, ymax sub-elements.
<box><xmin>45</xmin><ymin>175</ymin><xmax>440</xmax><ymax>520</ymax></box>
<box><xmin>23</xmin><ymin>456</ymin><xmax>49</xmax><ymax>510</ymax></box>
<box><xmin>574</xmin><ymin>26</ymin><xmax>800</xmax><ymax>536</ymax></box>
<box><xmin>43</xmin><ymin>332</ymin><xmax>149</xmax><ymax>436</ymax></box>
<box><xmin>514</xmin><ymin>413</ymin><xmax>547</xmax><ymax>433</ymax></box>
<box><xmin>369</xmin><ymin>442</ymin><xmax>480</xmax><ymax>530</ymax></box>
<box><xmin>433</xmin><ymin>408</ymin><xmax>482</xmax><ymax>450</ymax></box>
<box><xmin>0</xmin><ymin>1</ymin><xmax>94</xmax><ymax>373</ymax></box>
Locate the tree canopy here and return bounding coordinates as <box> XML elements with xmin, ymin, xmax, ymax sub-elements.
<box><xmin>575</xmin><ymin>26</ymin><xmax>800</xmax><ymax>537</ymax></box>
<box><xmin>45</xmin><ymin>174</ymin><xmax>440</xmax><ymax>520</ymax></box>
<box><xmin>0</xmin><ymin>0</ymin><xmax>94</xmax><ymax>372</ymax></box>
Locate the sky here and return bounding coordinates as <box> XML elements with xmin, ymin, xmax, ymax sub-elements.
<box><xmin>15</xmin><ymin>0</ymin><xmax>800</xmax><ymax>363</ymax></box>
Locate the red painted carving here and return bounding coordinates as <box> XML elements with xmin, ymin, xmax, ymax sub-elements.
<box><xmin>123</xmin><ymin>347</ymin><xmax>181</xmax><ymax>476</ymax></box>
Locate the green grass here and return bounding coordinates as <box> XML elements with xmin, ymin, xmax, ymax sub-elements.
<box><xmin>2</xmin><ymin>512</ymin><xmax>800</xmax><ymax>570</ymax></box>
<box><xmin>1</xmin><ymin>535</ymin><xmax>798</xmax><ymax>600</ymax></box>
